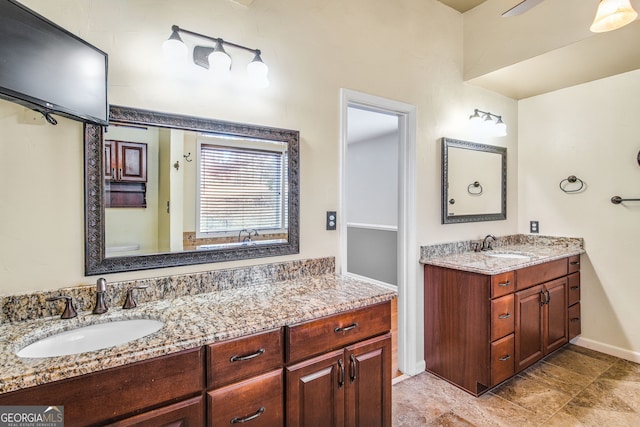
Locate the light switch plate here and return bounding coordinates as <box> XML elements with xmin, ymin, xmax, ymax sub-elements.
<box><xmin>530</xmin><ymin>220</ymin><xmax>539</xmax><ymax>234</ymax></box>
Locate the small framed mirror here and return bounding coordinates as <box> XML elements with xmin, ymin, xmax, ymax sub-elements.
<box><xmin>441</xmin><ymin>137</ymin><xmax>506</xmax><ymax>224</ymax></box>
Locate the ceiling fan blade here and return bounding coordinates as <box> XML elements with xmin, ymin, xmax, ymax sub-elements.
<box><xmin>501</xmin><ymin>0</ymin><xmax>545</xmax><ymax>17</ymax></box>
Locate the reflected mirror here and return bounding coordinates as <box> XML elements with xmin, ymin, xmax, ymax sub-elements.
<box><xmin>441</xmin><ymin>137</ymin><xmax>506</xmax><ymax>224</ymax></box>
<box><xmin>85</xmin><ymin>105</ymin><xmax>299</xmax><ymax>275</ymax></box>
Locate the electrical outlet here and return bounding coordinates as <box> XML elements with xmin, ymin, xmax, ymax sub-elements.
<box><xmin>326</xmin><ymin>211</ymin><xmax>337</xmax><ymax>230</ymax></box>
<box><xmin>530</xmin><ymin>220</ymin><xmax>539</xmax><ymax>234</ymax></box>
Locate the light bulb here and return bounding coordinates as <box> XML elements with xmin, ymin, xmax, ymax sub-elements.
<box><xmin>247</xmin><ymin>52</ymin><xmax>269</xmax><ymax>88</ymax></box>
<box><xmin>495</xmin><ymin>117</ymin><xmax>507</xmax><ymax>137</ymax></box>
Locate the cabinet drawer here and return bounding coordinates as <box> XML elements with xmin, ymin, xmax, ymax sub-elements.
<box><xmin>208</xmin><ymin>369</ymin><xmax>283</xmax><ymax>427</ymax></box>
<box><xmin>568</xmin><ymin>272</ymin><xmax>580</xmax><ymax>307</ymax></box>
<box><xmin>207</xmin><ymin>328</ymin><xmax>283</xmax><ymax>389</ymax></box>
<box><xmin>491</xmin><ymin>334</ymin><xmax>515</xmax><ymax>386</ymax></box>
<box><xmin>516</xmin><ymin>258</ymin><xmax>567</xmax><ymax>291</ymax></box>
<box><xmin>568</xmin><ymin>255</ymin><xmax>581</xmax><ymax>273</ymax></box>
<box><xmin>107</xmin><ymin>396</ymin><xmax>204</xmax><ymax>426</ymax></box>
<box><xmin>491</xmin><ymin>294</ymin><xmax>515</xmax><ymax>341</ymax></box>
<box><xmin>569</xmin><ymin>303</ymin><xmax>581</xmax><ymax>340</ymax></box>
<box><xmin>491</xmin><ymin>271</ymin><xmax>515</xmax><ymax>298</ymax></box>
<box><xmin>286</xmin><ymin>301</ymin><xmax>391</xmax><ymax>363</ymax></box>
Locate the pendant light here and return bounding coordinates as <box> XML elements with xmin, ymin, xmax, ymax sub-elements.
<box><xmin>590</xmin><ymin>0</ymin><xmax>638</xmax><ymax>33</ymax></box>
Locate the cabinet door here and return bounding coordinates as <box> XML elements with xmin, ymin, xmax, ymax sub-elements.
<box><xmin>515</xmin><ymin>285</ymin><xmax>544</xmax><ymax>372</ymax></box>
<box><xmin>104</xmin><ymin>140</ymin><xmax>116</xmax><ymax>180</ymax></box>
<box><xmin>544</xmin><ymin>278</ymin><xmax>568</xmax><ymax>354</ymax></box>
<box><xmin>106</xmin><ymin>396</ymin><xmax>203</xmax><ymax>427</ymax></box>
<box><xmin>286</xmin><ymin>349</ymin><xmax>345</xmax><ymax>427</ymax></box>
<box><xmin>117</xmin><ymin>141</ymin><xmax>147</xmax><ymax>182</ymax></box>
<box><xmin>345</xmin><ymin>334</ymin><xmax>391</xmax><ymax>427</ymax></box>
<box><xmin>208</xmin><ymin>369</ymin><xmax>283</xmax><ymax>427</ymax></box>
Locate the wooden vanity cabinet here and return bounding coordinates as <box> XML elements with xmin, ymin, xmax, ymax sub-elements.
<box><xmin>285</xmin><ymin>301</ymin><xmax>392</xmax><ymax>427</ymax></box>
<box><xmin>0</xmin><ymin>348</ymin><xmax>205</xmax><ymax>427</ymax></box>
<box><xmin>424</xmin><ymin>255</ymin><xmax>581</xmax><ymax>396</ymax></box>
<box><xmin>206</xmin><ymin>328</ymin><xmax>284</xmax><ymax>427</ymax></box>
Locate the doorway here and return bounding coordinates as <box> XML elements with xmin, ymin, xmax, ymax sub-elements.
<box><xmin>339</xmin><ymin>89</ymin><xmax>419</xmax><ymax>376</ymax></box>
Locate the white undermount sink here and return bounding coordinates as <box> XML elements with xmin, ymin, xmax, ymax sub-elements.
<box><xmin>484</xmin><ymin>252</ymin><xmax>531</xmax><ymax>260</ymax></box>
<box><xmin>16</xmin><ymin>319</ymin><xmax>164</xmax><ymax>358</ymax></box>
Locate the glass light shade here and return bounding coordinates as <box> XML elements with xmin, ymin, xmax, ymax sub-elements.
<box><xmin>590</xmin><ymin>0</ymin><xmax>638</xmax><ymax>33</ymax></box>
<box><xmin>162</xmin><ymin>31</ymin><xmax>188</xmax><ymax>60</ymax></box>
<box><xmin>208</xmin><ymin>43</ymin><xmax>232</xmax><ymax>75</ymax></box>
<box><xmin>247</xmin><ymin>54</ymin><xmax>269</xmax><ymax>88</ymax></box>
<box><xmin>495</xmin><ymin>117</ymin><xmax>507</xmax><ymax>137</ymax></box>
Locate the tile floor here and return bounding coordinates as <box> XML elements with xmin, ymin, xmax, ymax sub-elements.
<box><xmin>392</xmin><ymin>344</ymin><xmax>640</xmax><ymax>426</ymax></box>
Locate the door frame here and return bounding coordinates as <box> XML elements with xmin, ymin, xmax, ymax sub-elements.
<box><xmin>339</xmin><ymin>89</ymin><xmax>420</xmax><ymax>375</ymax></box>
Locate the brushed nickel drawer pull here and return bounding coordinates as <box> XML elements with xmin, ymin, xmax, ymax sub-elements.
<box><xmin>571</xmin><ymin>317</ymin><xmax>581</xmax><ymax>322</ymax></box>
<box><xmin>570</xmin><ymin>286</ymin><xmax>580</xmax><ymax>290</ymax></box>
<box><xmin>498</xmin><ymin>354</ymin><xmax>511</xmax><ymax>361</ymax></box>
<box><xmin>498</xmin><ymin>280</ymin><xmax>511</xmax><ymax>287</ymax></box>
<box><xmin>498</xmin><ymin>313</ymin><xmax>511</xmax><ymax>319</ymax></box>
<box><xmin>334</xmin><ymin>323</ymin><xmax>358</xmax><ymax>333</ymax></box>
<box><xmin>570</xmin><ymin>261</ymin><xmax>580</xmax><ymax>265</ymax></box>
<box><xmin>231</xmin><ymin>407</ymin><xmax>265</xmax><ymax>423</ymax></box>
<box><xmin>230</xmin><ymin>348</ymin><xmax>265</xmax><ymax>362</ymax></box>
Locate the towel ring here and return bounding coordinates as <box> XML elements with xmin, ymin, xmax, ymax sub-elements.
<box><xmin>467</xmin><ymin>181</ymin><xmax>483</xmax><ymax>195</ymax></box>
<box><xmin>559</xmin><ymin>175</ymin><xmax>585</xmax><ymax>193</ymax></box>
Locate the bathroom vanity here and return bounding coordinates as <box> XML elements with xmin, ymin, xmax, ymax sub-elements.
<box><xmin>421</xmin><ymin>235</ymin><xmax>583</xmax><ymax>396</ymax></box>
<box><xmin>0</xmin><ymin>261</ymin><xmax>394</xmax><ymax>426</ymax></box>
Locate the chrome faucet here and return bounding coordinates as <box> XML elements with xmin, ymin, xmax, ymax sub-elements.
<box><xmin>481</xmin><ymin>234</ymin><xmax>497</xmax><ymax>251</ymax></box>
<box><xmin>92</xmin><ymin>277</ymin><xmax>108</xmax><ymax>314</ymax></box>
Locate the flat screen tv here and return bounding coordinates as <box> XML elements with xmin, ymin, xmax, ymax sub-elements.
<box><xmin>0</xmin><ymin>0</ymin><xmax>108</xmax><ymax>125</ymax></box>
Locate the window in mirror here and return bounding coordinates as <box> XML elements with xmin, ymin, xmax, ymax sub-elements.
<box><xmin>195</xmin><ymin>135</ymin><xmax>288</xmax><ymax>248</ymax></box>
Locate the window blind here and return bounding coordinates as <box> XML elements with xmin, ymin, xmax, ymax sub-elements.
<box><xmin>198</xmin><ymin>143</ymin><xmax>287</xmax><ymax>235</ymax></box>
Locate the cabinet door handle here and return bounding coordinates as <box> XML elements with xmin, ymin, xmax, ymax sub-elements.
<box><xmin>498</xmin><ymin>313</ymin><xmax>511</xmax><ymax>319</ymax></box>
<box><xmin>570</xmin><ymin>261</ymin><xmax>580</xmax><ymax>266</ymax></box>
<box><xmin>229</xmin><ymin>348</ymin><xmax>265</xmax><ymax>363</ymax></box>
<box><xmin>111</xmin><ymin>168</ymin><xmax>116</xmax><ymax>179</ymax></box>
<box><xmin>570</xmin><ymin>286</ymin><xmax>580</xmax><ymax>290</ymax></box>
<box><xmin>334</xmin><ymin>322</ymin><xmax>358</xmax><ymax>333</ymax></box>
<box><xmin>540</xmin><ymin>290</ymin><xmax>547</xmax><ymax>306</ymax></box>
<box><xmin>498</xmin><ymin>280</ymin><xmax>511</xmax><ymax>287</ymax></box>
<box><xmin>231</xmin><ymin>407</ymin><xmax>265</xmax><ymax>424</ymax></box>
<box><xmin>118</xmin><ymin>168</ymin><xmax>123</xmax><ymax>180</ymax></box>
<box><xmin>570</xmin><ymin>317</ymin><xmax>581</xmax><ymax>322</ymax></box>
<box><xmin>498</xmin><ymin>354</ymin><xmax>511</xmax><ymax>361</ymax></box>
<box><xmin>545</xmin><ymin>289</ymin><xmax>551</xmax><ymax>304</ymax></box>
<box><xmin>350</xmin><ymin>354</ymin><xmax>357</xmax><ymax>383</ymax></box>
<box><xmin>338</xmin><ymin>359</ymin><xmax>345</xmax><ymax>389</ymax></box>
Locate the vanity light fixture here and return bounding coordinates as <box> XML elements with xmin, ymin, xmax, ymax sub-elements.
<box><xmin>162</xmin><ymin>25</ymin><xmax>269</xmax><ymax>88</ymax></box>
<box><xmin>590</xmin><ymin>0</ymin><xmax>638</xmax><ymax>33</ymax></box>
<box><xmin>469</xmin><ymin>109</ymin><xmax>507</xmax><ymax>137</ymax></box>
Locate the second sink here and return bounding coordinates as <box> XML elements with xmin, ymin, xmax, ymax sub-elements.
<box><xmin>17</xmin><ymin>319</ymin><xmax>164</xmax><ymax>358</ymax></box>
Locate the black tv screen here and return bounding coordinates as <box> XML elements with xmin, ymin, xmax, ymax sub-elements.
<box><xmin>0</xmin><ymin>0</ymin><xmax>108</xmax><ymax>125</ymax></box>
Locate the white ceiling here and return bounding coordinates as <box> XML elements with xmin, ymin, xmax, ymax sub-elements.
<box><xmin>438</xmin><ymin>0</ymin><xmax>640</xmax><ymax>99</ymax></box>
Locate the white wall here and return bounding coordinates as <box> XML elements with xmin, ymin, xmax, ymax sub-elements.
<box><xmin>519</xmin><ymin>69</ymin><xmax>640</xmax><ymax>360</ymax></box>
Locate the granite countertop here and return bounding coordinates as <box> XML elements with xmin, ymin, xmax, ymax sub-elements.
<box><xmin>420</xmin><ymin>235</ymin><xmax>584</xmax><ymax>275</ymax></box>
<box><xmin>0</xmin><ymin>274</ymin><xmax>396</xmax><ymax>395</ymax></box>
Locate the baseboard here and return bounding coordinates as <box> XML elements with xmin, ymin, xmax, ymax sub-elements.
<box><xmin>401</xmin><ymin>360</ymin><xmax>426</xmax><ymax>376</ymax></box>
<box><xmin>571</xmin><ymin>337</ymin><xmax>640</xmax><ymax>363</ymax></box>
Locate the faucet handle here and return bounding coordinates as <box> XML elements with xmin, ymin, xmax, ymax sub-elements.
<box><xmin>46</xmin><ymin>295</ymin><xmax>78</xmax><ymax>319</ymax></box>
<box><xmin>123</xmin><ymin>285</ymin><xmax>149</xmax><ymax>309</ymax></box>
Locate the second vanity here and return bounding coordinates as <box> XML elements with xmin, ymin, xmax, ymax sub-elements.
<box><xmin>0</xmin><ymin>259</ymin><xmax>395</xmax><ymax>426</ymax></box>
<box><xmin>421</xmin><ymin>235</ymin><xmax>584</xmax><ymax>396</ymax></box>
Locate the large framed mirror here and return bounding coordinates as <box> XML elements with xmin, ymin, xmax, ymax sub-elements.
<box><xmin>85</xmin><ymin>105</ymin><xmax>300</xmax><ymax>275</ymax></box>
<box><xmin>441</xmin><ymin>137</ymin><xmax>506</xmax><ymax>224</ymax></box>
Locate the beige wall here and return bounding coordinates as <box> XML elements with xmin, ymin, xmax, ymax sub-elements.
<box><xmin>0</xmin><ymin>0</ymin><xmax>519</xmax><ymax>370</ymax></box>
<box><xmin>519</xmin><ymin>69</ymin><xmax>640</xmax><ymax>360</ymax></box>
